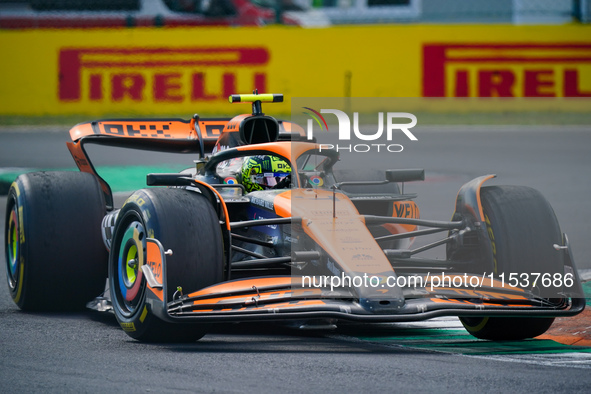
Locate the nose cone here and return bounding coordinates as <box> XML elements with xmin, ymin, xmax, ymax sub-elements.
<box><xmin>292</xmin><ymin>188</ymin><xmax>407</xmax><ymax>313</ymax></box>
<box><xmin>359</xmin><ymin>296</ymin><xmax>405</xmax><ymax>314</ymax></box>
<box><xmin>355</xmin><ymin>272</ymin><xmax>405</xmax><ymax>314</ymax></box>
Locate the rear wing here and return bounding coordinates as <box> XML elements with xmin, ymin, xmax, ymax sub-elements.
<box><xmin>66</xmin><ymin>116</ymin><xmax>303</xmax><ymax>209</ymax></box>
<box><xmin>66</xmin><ymin>117</ymin><xmax>229</xmax><ymax>209</ymax></box>
<box><xmin>68</xmin><ymin>117</ymin><xmax>228</xmax><ymax>155</ymax></box>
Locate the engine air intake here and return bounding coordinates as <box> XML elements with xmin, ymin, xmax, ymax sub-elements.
<box><xmin>241</xmin><ymin>116</ymin><xmax>279</xmax><ymax>145</ymax></box>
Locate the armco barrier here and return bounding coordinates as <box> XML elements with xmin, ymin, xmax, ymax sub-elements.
<box><xmin>0</xmin><ymin>25</ymin><xmax>590</xmax><ymax>116</ymax></box>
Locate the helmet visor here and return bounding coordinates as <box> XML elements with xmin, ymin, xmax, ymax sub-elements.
<box><xmin>252</xmin><ymin>172</ymin><xmax>290</xmax><ymax>189</ymax></box>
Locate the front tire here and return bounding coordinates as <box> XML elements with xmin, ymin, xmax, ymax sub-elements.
<box><xmin>4</xmin><ymin>172</ymin><xmax>107</xmax><ymax>311</ymax></box>
<box><xmin>109</xmin><ymin>188</ymin><xmax>224</xmax><ymax>342</ymax></box>
<box><xmin>460</xmin><ymin>316</ymin><xmax>554</xmax><ymax>341</ymax></box>
<box><xmin>460</xmin><ymin>185</ymin><xmax>562</xmax><ymax>340</ymax></box>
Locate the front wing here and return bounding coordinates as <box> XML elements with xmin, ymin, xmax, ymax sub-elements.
<box><xmin>142</xmin><ymin>239</ymin><xmax>585</xmax><ymax>324</ymax></box>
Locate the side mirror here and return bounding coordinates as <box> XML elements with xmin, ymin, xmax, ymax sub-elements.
<box><xmin>386</xmin><ymin>169</ymin><xmax>425</xmax><ymax>183</ymax></box>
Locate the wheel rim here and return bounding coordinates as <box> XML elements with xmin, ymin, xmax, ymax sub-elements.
<box><xmin>124</xmin><ymin>244</ymin><xmax>138</xmax><ymax>287</ymax></box>
<box><xmin>460</xmin><ymin>317</ymin><xmax>489</xmax><ymax>331</ymax></box>
<box><xmin>116</xmin><ymin>220</ymin><xmax>146</xmax><ymax>315</ymax></box>
<box><xmin>5</xmin><ymin>205</ymin><xmax>19</xmax><ymax>287</ymax></box>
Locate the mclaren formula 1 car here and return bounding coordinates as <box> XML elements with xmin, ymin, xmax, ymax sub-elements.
<box><xmin>4</xmin><ymin>93</ymin><xmax>585</xmax><ymax>342</ymax></box>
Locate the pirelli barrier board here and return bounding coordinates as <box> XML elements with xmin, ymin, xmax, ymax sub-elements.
<box><xmin>0</xmin><ymin>25</ymin><xmax>590</xmax><ymax>115</ymax></box>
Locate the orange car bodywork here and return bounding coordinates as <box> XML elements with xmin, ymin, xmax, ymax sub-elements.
<box><xmin>67</xmin><ymin>110</ymin><xmax>585</xmax><ymax>324</ymax></box>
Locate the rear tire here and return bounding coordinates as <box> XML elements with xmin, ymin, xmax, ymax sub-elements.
<box><xmin>460</xmin><ymin>185</ymin><xmax>561</xmax><ymax>340</ymax></box>
<box><xmin>4</xmin><ymin>172</ymin><xmax>107</xmax><ymax>311</ymax></box>
<box><xmin>109</xmin><ymin>188</ymin><xmax>224</xmax><ymax>342</ymax></box>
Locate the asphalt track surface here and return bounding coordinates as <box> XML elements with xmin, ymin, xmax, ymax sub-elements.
<box><xmin>1</xmin><ymin>125</ymin><xmax>591</xmax><ymax>392</ymax></box>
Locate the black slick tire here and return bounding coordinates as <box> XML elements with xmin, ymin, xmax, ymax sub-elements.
<box><xmin>109</xmin><ymin>188</ymin><xmax>224</xmax><ymax>342</ymax></box>
<box><xmin>4</xmin><ymin>172</ymin><xmax>107</xmax><ymax>311</ymax></box>
<box><xmin>460</xmin><ymin>185</ymin><xmax>562</xmax><ymax>340</ymax></box>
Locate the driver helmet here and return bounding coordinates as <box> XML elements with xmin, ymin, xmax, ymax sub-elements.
<box><xmin>240</xmin><ymin>155</ymin><xmax>291</xmax><ymax>192</ymax></box>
